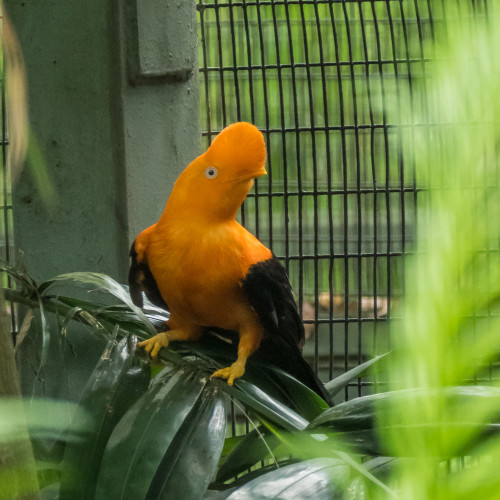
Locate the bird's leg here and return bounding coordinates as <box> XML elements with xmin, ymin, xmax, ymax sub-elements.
<box><xmin>211</xmin><ymin>326</ymin><xmax>264</xmax><ymax>385</ymax></box>
<box><xmin>138</xmin><ymin>324</ymin><xmax>202</xmax><ymax>358</ymax></box>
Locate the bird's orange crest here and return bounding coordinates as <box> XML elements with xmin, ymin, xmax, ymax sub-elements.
<box><xmin>204</xmin><ymin>122</ymin><xmax>267</xmax><ymax>179</ymax></box>
<box><xmin>162</xmin><ymin>122</ymin><xmax>268</xmax><ymax>222</ymax></box>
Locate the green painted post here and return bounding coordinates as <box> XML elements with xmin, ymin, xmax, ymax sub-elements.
<box><xmin>6</xmin><ymin>0</ymin><xmax>200</xmax><ymax>283</ymax></box>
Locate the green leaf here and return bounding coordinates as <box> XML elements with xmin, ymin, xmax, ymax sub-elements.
<box><xmin>39</xmin><ymin>271</ymin><xmax>156</xmax><ymax>335</ymax></box>
<box><xmin>219</xmin><ymin>435</ymin><xmax>246</xmax><ymax>464</ymax></box>
<box><xmin>218</xmin><ymin>378</ymin><xmax>309</xmax><ymax>431</ymax></box>
<box><xmin>36</xmin><ymin>461</ymin><xmax>60</xmax><ymax>489</ymax></box>
<box><xmin>95</xmin><ymin>363</ymin><xmax>223</xmax><ymax>500</ymax></box>
<box><xmin>0</xmin><ymin>259</ymin><xmax>38</xmax><ymax>294</ymax></box>
<box><xmin>169</xmin><ymin>334</ymin><xmax>314</xmax><ymax>429</ymax></box>
<box><xmin>309</xmin><ymin>386</ymin><xmax>500</xmax><ymax>457</ymax></box>
<box><xmin>53</xmin><ymin>295</ymin><xmax>161</xmax><ymax>339</ymax></box>
<box><xmin>0</xmin><ymin>398</ymin><xmax>88</xmax><ymax>444</ymax></box>
<box><xmin>363</xmin><ymin>457</ymin><xmax>406</xmax><ymax>479</ymax></box>
<box><xmin>147</xmin><ymin>383</ymin><xmax>226</xmax><ymax>500</ymax></box>
<box><xmin>259</xmin><ymin>422</ymin><xmax>397</xmax><ymax>497</ymax></box>
<box><xmin>262</xmin><ymin>367</ymin><xmax>329</xmax><ymax>419</ymax></box>
<box><xmin>59</xmin><ymin>334</ymin><xmax>150</xmax><ymax>500</ymax></box>
<box><xmin>204</xmin><ymin>489</ymin><xmax>238</xmax><ymax>500</ymax></box>
<box><xmin>325</xmin><ymin>352</ymin><xmax>389</xmax><ymax>398</ymax></box>
<box><xmin>308</xmin><ymin>392</ymin><xmax>379</xmax><ymax>433</ymax></box>
<box><xmin>216</xmin><ymin>427</ymin><xmax>281</xmax><ymax>483</ymax></box>
<box><xmin>173</xmin><ymin>332</ymin><xmax>329</xmax><ymax>416</ymax></box>
<box><xmin>225</xmin><ymin>458</ymin><xmax>350</xmax><ymax>500</ymax></box>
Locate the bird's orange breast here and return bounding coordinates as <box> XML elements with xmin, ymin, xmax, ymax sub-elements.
<box><xmin>146</xmin><ymin>219</ymin><xmax>271</xmax><ymax>330</ymax></box>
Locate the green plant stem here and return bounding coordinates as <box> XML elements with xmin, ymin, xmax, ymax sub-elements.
<box><xmin>2</xmin><ymin>288</ymin><xmax>68</xmax><ymax>316</ymax></box>
<box><xmin>0</xmin><ymin>288</ymin><xmax>40</xmax><ymax>499</ymax></box>
<box><xmin>2</xmin><ymin>288</ymin><xmax>118</xmax><ymax>334</ymax></box>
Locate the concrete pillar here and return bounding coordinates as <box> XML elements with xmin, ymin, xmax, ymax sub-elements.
<box><xmin>6</xmin><ymin>0</ymin><xmax>199</xmax><ymax>283</ymax></box>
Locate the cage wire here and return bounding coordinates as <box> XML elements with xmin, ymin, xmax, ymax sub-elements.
<box><xmin>0</xmin><ymin>11</ymin><xmax>17</xmax><ymax>341</ymax></box>
<box><xmin>0</xmin><ymin>0</ymin><xmax>493</xmax><ymax>445</ymax></box>
<box><xmin>196</xmin><ymin>0</ymin><xmax>437</xmax><ymax>411</ymax></box>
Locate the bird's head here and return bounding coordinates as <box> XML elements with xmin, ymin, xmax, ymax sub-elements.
<box><xmin>167</xmin><ymin>122</ymin><xmax>267</xmax><ymax>222</ymax></box>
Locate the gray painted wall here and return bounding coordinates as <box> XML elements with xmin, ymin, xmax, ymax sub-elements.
<box><xmin>6</xmin><ymin>0</ymin><xmax>200</xmax><ymax>283</ymax></box>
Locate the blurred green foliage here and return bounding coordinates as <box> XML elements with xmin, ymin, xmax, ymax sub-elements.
<box><xmin>379</xmin><ymin>2</ymin><xmax>500</xmax><ymax>498</ymax></box>
<box><xmin>1</xmin><ymin>1</ymin><xmax>500</xmax><ymax>498</ymax></box>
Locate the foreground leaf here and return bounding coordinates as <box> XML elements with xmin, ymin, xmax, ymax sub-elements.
<box><xmin>95</xmin><ymin>363</ymin><xmax>225</xmax><ymax>500</ymax></box>
<box><xmin>39</xmin><ymin>272</ymin><xmax>156</xmax><ymax>335</ymax></box>
<box><xmin>226</xmin><ymin>458</ymin><xmax>350</xmax><ymax>500</ymax></box>
<box><xmin>59</xmin><ymin>334</ymin><xmax>150</xmax><ymax>500</ymax></box>
<box><xmin>325</xmin><ymin>352</ymin><xmax>389</xmax><ymax>399</ymax></box>
<box><xmin>0</xmin><ymin>399</ymin><xmax>87</xmax><ymax>444</ymax></box>
<box><xmin>219</xmin><ymin>378</ymin><xmax>309</xmax><ymax>431</ymax></box>
<box><xmin>172</xmin><ymin>332</ymin><xmax>330</xmax><ymax>416</ymax></box>
<box><xmin>309</xmin><ymin>386</ymin><xmax>500</xmax><ymax>457</ymax></box>
<box><xmin>147</xmin><ymin>383</ymin><xmax>226</xmax><ymax>499</ymax></box>
<box><xmin>216</xmin><ymin>427</ymin><xmax>281</xmax><ymax>483</ymax></box>
<box><xmin>251</xmin><ymin>366</ymin><xmax>329</xmax><ymax>420</ymax></box>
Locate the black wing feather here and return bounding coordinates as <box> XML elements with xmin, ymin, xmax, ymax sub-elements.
<box><xmin>241</xmin><ymin>257</ymin><xmax>332</xmax><ymax>405</ymax></box>
<box><xmin>128</xmin><ymin>241</ymin><xmax>168</xmax><ymax>310</ymax></box>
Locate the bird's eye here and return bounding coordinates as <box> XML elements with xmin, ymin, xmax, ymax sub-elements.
<box><xmin>205</xmin><ymin>167</ymin><xmax>218</xmax><ymax>179</ymax></box>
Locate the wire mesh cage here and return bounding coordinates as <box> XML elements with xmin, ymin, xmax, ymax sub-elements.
<box><xmin>0</xmin><ymin>11</ymin><xmax>17</xmax><ymax>341</ymax></box>
<box><xmin>0</xmin><ymin>1</ymin><xmax>492</xmax><ymax>391</ymax></box>
<box><xmin>0</xmin><ymin>2</ymin><xmax>499</xmax><ymax>496</ymax></box>
<box><xmin>196</xmin><ymin>0</ymin><xmax>445</xmax><ymax>402</ymax></box>
<box><xmin>0</xmin><ymin>13</ymin><xmax>14</xmax><ymax>268</ymax></box>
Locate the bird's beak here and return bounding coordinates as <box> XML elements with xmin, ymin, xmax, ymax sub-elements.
<box><xmin>239</xmin><ymin>166</ymin><xmax>267</xmax><ymax>182</ymax></box>
<box><xmin>254</xmin><ymin>167</ymin><xmax>267</xmax><ymax>178</ymax></box>
<box><xmin>238</xmin><ymin>166</ymin><xmax>267</xmax><ymax>182</ymax></box>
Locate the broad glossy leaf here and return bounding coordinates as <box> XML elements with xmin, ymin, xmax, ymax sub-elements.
<box><xmin>363</xmin><ymin>457</ymin><xmax>406</xmax><ymax>478</ymax></box>
<box><xmin>39</xmin><ymin>271</ymin><xmax>156</xmax><ymax>335</ymax></box>
<box><xmin>226</xmin><ymin>458</ymin><xmax>350</xmax><ymax>500</ymax></box>
<box><xmin>261</xmin><ymin>367</ymin><xmax>329</xmax><ymax>419</ymax></box>
<box><xmin>219</xmin><ymin>378</ymin><xmax>309</xmax><ymax>431</ymax></box>
<box><xmin>171</xmin><ymin>332</ymin><xmax>329</xmax><ymax>417</ymax></box>
<box><xmin>53</xmin><ymin>295</ymin><xmax>160</xmax><ymax>339</ymax></box>
<box><xmin>204</xmin><ymin>488</ymin><xmax>238</xmax><ymax>500</ymax></box>
<box><xmin>169</xmin><ymin>339</ymin><xmax>311</xmax><ymax>431</ymax></box>
<box><xmin>59</xmin><ymin>335</ymin><xmax>150</xmax><ymax>500</ymax></box>
<box><xmin>219</xmin><ymin>435</ymin><xmax>246</xmax><ymax>464</ymax></box>
<box><xmin>325</xmin><ymin>353</ymin><xmax>389</xmax><ymax>398</ymax></box>
<box><xmin>171</xmin><ymin>334</ymin><xmax>237</xmax><ymax>368</ymax></box>
<box><xmin>95</xmin><ymin>364</ymin><xmax>223</xmax><ymax>500</ymax></box>
<box><xmin>308</xmin><ymin>393</ymin><xmax>378</xmax><ymax>432</ymax></box>
<box><xmin>310</xmin><ymin>386</ymin><xmax>500</xmax><ymax>431</ymax></box>
<box><xmin>147</xmin><ymin>383</ymin><xmax>226</xmax><ymax>500</ymax></box>
<box><xmin>171</xmin><ymin>334</ymin><xmax>312</xmax><ymax>430</ymax></box>
<box><xmin>36</xmin><ymin>461</ymin><xmax>60</xmax><ymax>489</ymax></box>
<box><xmin>308</xmin><ymin>386</ymin><xmax>500</xmax><ymax>457</ymax></box>
<box><xmin>216</xmin><ymin>427</ymin><xmax>281</xmax><ymax>483</ymax></box>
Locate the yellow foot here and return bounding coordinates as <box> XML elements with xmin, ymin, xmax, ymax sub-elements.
<box><xmin>138</xmin><ymin>332</ymin><xmax>169</xmax><ymax>358</ymax></box>
<box><xmin>211</xmin><ymin>361</ymin><xmax>246</xmax><ymax>386</ymax></box>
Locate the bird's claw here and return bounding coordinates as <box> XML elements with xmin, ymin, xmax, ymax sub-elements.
<box><xmin>138</xmin><ymin>332</ymin><xmax>169</xmax><ymax>358</ymax></box>
<box><xmin>211</xmin><ymin>361</ymin><xmax>246</xmax><ymax>386</ymax></box>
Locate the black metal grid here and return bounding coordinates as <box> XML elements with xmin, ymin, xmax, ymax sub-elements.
<box><xmin>0</xmin><ymin>13</ymin><xmax>17</xmax><ymax>340</ymax></box>
<box><xmin>196</xmin><ymin>0</ymin><xmax>437</xmax><ymax>403</ymax></box>
<box><xmin>0</xmin><ymin>14</ymin><xmax>14</xmax><ymax>265</ymax></box>
<box><xmin>196</xmin><ymin>0</ymin><xmax>493</xmax><ymax>407</ymax></box>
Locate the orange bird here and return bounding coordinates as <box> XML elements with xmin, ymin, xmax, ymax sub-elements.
<box><xmin>129</xmin><ymin>122</ymin><xmax>331</xmax><ymax>403</ymax></box>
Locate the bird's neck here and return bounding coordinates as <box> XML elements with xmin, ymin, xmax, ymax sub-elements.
<box><xmin>157</xmin><ymin>179</ymin><xmax>253</xmax><ymax>227</ymax></box>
